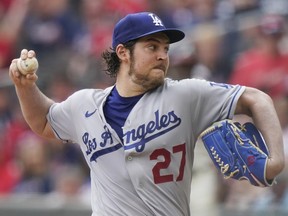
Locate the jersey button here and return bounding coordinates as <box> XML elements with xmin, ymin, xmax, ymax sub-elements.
<box><xmin>127</xmin><ymin>155</ymin><xmax>133</xmax><ymax>161</ymax></box>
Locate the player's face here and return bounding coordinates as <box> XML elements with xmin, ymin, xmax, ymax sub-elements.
<box><xmin>128</xmin><ymin>33</ymin><xmax>170</xmax><ymax>91</ymax></box>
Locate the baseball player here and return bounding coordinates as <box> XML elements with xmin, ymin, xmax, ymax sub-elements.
<box><xmin>9</xmin><ymin>12</ymin><xmax>284</xmax><ymax>216</ymax></box>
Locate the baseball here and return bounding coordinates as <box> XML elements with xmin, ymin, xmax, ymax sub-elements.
<box><xmin>16</xmin><ymin>57</ymin><xmax>38</xmax><ymax>75</ymax></box>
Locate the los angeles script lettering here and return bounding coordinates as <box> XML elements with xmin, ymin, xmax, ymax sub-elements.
<box><xmin>82</xmin><ymin>125</ymin><xmax>113</xmax><ymax>155</ymax></box>
<box><xmin>82</xmin><ymin>110</ymin><xmax>181</xmax><ymax>159</ymax></box>
<box><xmin>123</xmin><ymin>110</ymin><xmax>181</xmax><ymax>152</ymax></box>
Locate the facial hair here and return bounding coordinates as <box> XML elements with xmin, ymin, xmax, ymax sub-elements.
<box><xmin>128</xmin><ymin>54</ymin><xmax>165</xmax><ymax>92</ymax></box>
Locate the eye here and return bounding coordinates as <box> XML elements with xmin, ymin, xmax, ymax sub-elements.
<box><xmin>148</xmin><ymin>44</ymin><xmax>156</xmax><ymax>50</ymax></box>
<box><xmin>165</xmin><ymin>46</ymin><xmax>170</xmax><ymax>53</ymax></box>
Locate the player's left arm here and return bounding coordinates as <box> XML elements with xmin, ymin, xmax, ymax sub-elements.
<box><xmin>235</xmin><ymin>86</ymin><xmax>285</xmax><ymax>180</ymax></box>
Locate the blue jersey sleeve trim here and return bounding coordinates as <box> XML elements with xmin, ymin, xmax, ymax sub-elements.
<box><xmin>227</xmin><ymin>85</ymin><xmax>245</xmax><ymax>119</ymax></box>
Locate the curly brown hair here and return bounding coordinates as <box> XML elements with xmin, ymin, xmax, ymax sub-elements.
<box><xmin>102</xmin><ymin>40</ymin><xmax>137</xmax><ymax>77</ymax></box>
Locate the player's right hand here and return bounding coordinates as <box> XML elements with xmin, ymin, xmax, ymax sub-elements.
<box><xmin>9</xmin><ymin>49</ymin><xmax>38</xmax><ymax>87</ymax></box>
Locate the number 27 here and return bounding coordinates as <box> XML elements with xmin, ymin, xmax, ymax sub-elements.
<box><xmin>150</xmin><ymin>143</ymin><xmax>186</xmax><ymax>184</ymax></box>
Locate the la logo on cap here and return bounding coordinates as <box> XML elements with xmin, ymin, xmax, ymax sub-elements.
<box><xmin>148</xmin><ymin>13</ymin><xmax>164</xmax><ymax>27</ymax></box>
<box><xmin>112</xmin><ymin>12</ymin><xmax>185</xmax><ymax>50</ymax></box>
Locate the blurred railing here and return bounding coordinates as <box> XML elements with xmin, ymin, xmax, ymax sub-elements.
<box><xmin>0</xmin><ymin>195</ymin><xmax>91</xmax><ymax>216</ymax></box>
<box><xmin>0</xmin><ymin>195</ymin><xmax>288</xmax><ymax>216</ymax></box>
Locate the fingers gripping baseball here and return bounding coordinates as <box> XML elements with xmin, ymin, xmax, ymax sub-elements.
<box><xmin>9</xmin><ymin>49</ymin><xmax>38</xmax><ymax>85</ymax></box>
<box><xmin>16</xmin><ymin>51</ymin><xmax>38</xmax><ymax>75</ymax></box>
<box><xmin>17</xmin><ymin>49</ymin><xmax>38</xmax><ymax>75</ymax></box>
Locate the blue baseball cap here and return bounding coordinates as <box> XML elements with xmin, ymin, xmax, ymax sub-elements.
<box><xmin>112</xmin><ymin>12</ymin><xmax>185</xmax><ymax>50</ymax></box>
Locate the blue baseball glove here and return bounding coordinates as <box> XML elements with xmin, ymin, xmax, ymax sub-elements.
<box><xmin>199</xmin><ymin>119</ymin><xmax>274</xmax><ymax>187</ymax></box>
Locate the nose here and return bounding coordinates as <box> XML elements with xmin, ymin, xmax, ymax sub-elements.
<box><xmin>157</xmin><ymin>49</ymin><xmax>168</xmax><ymax>61</ymax></box>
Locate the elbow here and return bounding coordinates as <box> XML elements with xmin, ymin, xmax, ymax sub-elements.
<box><xmin>266</xmin><ymin>157</ymin><xmax>285</xmax><ymax>180</ymax></box>
<box><xmin>276</xmin><ymin>157</ymin><xmax>285</xmax><ymax>175</ymax></box>
<box><xmin>27</xmin><ymin>119</ymin><xmax>55</xmax><ymax>140</ymax></box>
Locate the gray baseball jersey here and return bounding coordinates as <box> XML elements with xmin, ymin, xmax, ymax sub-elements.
<box><xmin>47</xmin><ymin>78</ymin><xmax>245</xmax><ymax>216</ymax></box>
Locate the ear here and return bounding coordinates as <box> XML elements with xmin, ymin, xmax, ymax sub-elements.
<box><xmin>115</xmin><ymin>44</ymin><xmax>130</xmax><ymax>62</ymax></box>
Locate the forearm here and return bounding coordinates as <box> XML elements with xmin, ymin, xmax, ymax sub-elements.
<box><xmin>15</xmin><ymin>83</ymin><xmax>54</xmax><ymax>136</ymax></box>
<box><xmin>9</xmin><ymin>49</ymin><xmax>57</xmax><ymax>139</ymax></box>
<box><xmin>236</xmin><ymin>88</ymin><xmax>285</xmax><ymax>179</ymax></box>
<box><xmin>250</xmin><ymin>93</ymin><xmax>284</xmax><ymax>179</ymax></box>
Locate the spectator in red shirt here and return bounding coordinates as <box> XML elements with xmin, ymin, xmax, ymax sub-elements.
<box><xmin>229</xmin><ymin>14</ymin><xmax>288</xmax><ymax>129</ymax></box>
<box><xmin>230</xmin><ymin>14</ymin><xmax>288</xmax><ymax>98</ymax></box>
<box><xmin>0</xmin><ymin>0</ymin><xmax>30</xmax><ymax>69</ymax></box>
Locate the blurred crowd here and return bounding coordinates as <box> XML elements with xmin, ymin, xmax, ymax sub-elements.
<box><xmin>0</xmin><ymin>0</ymin><xmax>288</xmax><ymax>214</ymax></box>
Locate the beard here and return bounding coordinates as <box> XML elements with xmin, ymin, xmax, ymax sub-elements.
<box><xmin>128</xmin><ymin>55</ymin><xmax>166</xmax><ymax>92</ymax></box>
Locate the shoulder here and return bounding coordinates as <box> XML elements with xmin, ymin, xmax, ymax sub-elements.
<box><xmin>163</xmin><ymin>77</ymin><xmax>217</xmax><ymax>92</ymax></box>
<box><xmin>164</xmin><ymin>77</ymin><xmax>207</xmax><ymax>87</ymax></box>
<box><xmin>57</xmin><ymin>86</ymin><xmax>113</xmax><ymax>110</ymax></box>
<box><xmin>50</xmin><ymin>86</ymin><xmax>114</xmax><ymax>115</ymax></box>
<box><xmin>68</xmin><ymin>86</ymin><xmax>113</xmax><ymax>100</ymax></box>
<box><xmin>162</xmin><ymin>78</ymin><xmax>244</xmax><ymax>97</ymax></box>
<box><xmin>151</xmin><ymin>78</ymin><xmax>215</xmax><ymax>101</ymax></box>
